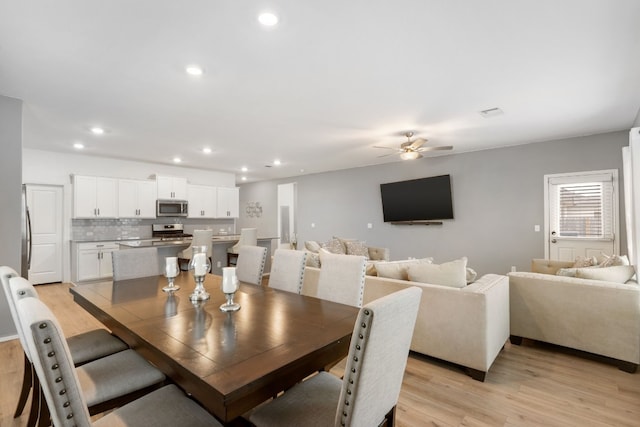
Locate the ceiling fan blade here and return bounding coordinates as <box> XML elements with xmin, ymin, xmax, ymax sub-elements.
<box><xmin>377</xmin><ymin>152</ymin><xmax>398</xmax><ymax>158</ymax></box>
<box><xmin>372</xmin><ymin>145</ymin><xmax>396</xmax><ymax>150</ymax></box>
<box><xmin>408</xmin><ymin>138</ymin><xmax>427</xmax><ymax>150</ymax></box>
<box><xmin>418</xmin><ymin>145</ymin><xmax>453</xmax><ymax>152</ymax></box>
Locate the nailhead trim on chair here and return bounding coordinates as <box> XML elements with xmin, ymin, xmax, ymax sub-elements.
<box><xmin>297</xmin><ymin>252</ymin><xmax>308</xmax><ymax>294</ymax></box>
<box><xmin>357</xmin><ymin>262</ymin><xmax>366</xmax><ymax>307</ymax></box>
<box><xmin>339</xmin><ymin>307</ymin><xmax>373</xmax><ymax>426</ymax></box>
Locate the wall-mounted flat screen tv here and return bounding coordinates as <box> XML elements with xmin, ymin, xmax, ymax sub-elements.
<box><xmin>380</xmin><ymin>174</ymin><xmax>454</xmax><ymax>222</ymax></box>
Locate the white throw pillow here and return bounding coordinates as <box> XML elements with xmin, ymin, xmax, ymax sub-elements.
<box><xmin>465</xmin><ymin>267</ymin><xmax>477</xmax><ymax>283</ymax></box>
<box><xmin>575</xmin><ymin>265</ymin><xmax>636</xmax><ymax>283</ymax></box>
<box><xmin>304</xmin><ymin>241</ymin><xmax>322</xmax><ymax>253</ymax></box>
<box><xmin>407</xmin><ymin>257</ymin><xmax>468</xmax><ymax>288</ymax></box>
<box><xmin>598</xmin><ymin>253</ymin><xmax>630</xmax><ymax>267</ymax></box>
<box><xmin>374</xmin><ymin>258</ymin><xmax>433</xmax><ymax>280</ymax></box>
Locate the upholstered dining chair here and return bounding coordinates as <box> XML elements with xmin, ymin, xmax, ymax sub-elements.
<box><xmin>16</xmin><ymin>295</ymin><xmax>223</xmax><ymax>427</ymax></box>
<box><xmin>315</xmin><ymin>252</ymin><xmax>367</xmax><ymax>307</ymax></box>
<box><xmin>248</xmin><ymin>286</ymin><xmax>422</xmax><ymax>427</ymax></box>
<box><xmin>8</xmin><ymin>276</ymin><xmax>167</xmax><ymax>426</ymax></box>
<box><xmin>227</xmin><ymin>228</ymin><xmax>257</xmax><ymax>266</ymax></box>
<box><xmin>112</xmin><ymin>247</ymin><xmax>160</xmax><ymax>281</ymax></box>
<box><xmin>1</xmin><ymin>266</ymin><xmax>128</xmax><ymax>426</ymax></box>
<box><xmin>235</xmin><ymin>245</ymin><xmax>267</xmax><ymax>286</ymax></box>
<box><xmin>268</xmin><ymin>249</ymin><xmax>307</xmax><ymax>294</ymax></box>
<box><xmin>178</xmin><ymin>229</ymin><xmax>214</xmax><ymax>271</ymax></box>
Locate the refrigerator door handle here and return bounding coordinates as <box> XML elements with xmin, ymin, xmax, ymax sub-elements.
<box><xmin>26</xmin><ymin>206</ymin><xmax>32</xmax><ymax>269</ymax></box>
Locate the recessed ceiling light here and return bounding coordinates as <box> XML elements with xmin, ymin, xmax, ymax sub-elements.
<box><xmin>202</xmin><ymin>147</ymin><xmax>212</xmax><ymax>154</ymax></box>
<box><xmin>73</xmin><ymin>143</ymin><xmax>84</xmax><ymax>149</ymax></box>
<box><xmin>241</xmin><ymin>166</ymin><xmax>248</xmax><ymax>172</ymax></box>
<box><xmin>186</xmin><ymin>65</ymin><xmax>204</xmax><ymax>76</ymax></box>
<box><xmin>241</xmin><ymin>176</ymin><xmax>247</xmax><ymax>181</ymax></box>
<box><xmin>90</xmin><ymin>127</ymin><xmax>104</xmax><ymax>135</ymax></box>
<box><xmin>258</xmin><ymin>12</ymin><xmax>278</xmax><ymax>26</ymax></box>
<box><xmin>273</xmin><ymin>159</ymin><xmax>281</xmax><ymax>166</ymax></box>
<box><xmin>173</xmin><ymin>157</ymin><xmax>182</xmax><ymax>163</ymax></box>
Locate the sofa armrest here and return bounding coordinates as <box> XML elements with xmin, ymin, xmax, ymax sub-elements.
<box><xmin>508</xmin><ymin>271</ymin><xmax>640</xmax><ymax>364</ymax></box>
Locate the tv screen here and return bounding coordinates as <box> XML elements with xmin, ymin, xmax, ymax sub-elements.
<box><xmin>380</xmin><ymin>175</ymin><xmax>454</xmax><ymax>222</ymax></box>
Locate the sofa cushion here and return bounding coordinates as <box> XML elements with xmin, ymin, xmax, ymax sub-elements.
<box><xmin>374</xmin><ymin>258</ymin><xmax>433</xmax><ymax>280</ymax></box>
<box><xmin>575</xmin><ymin>265</ymin><xmax>636</xmax><ymax>283</ymax></box>
<box><xmin>345</xmin><ymin>241</ymin><xmax>369</xmax><ymax>259</ymax></box>
<box><xmin>407</xmin><ymin>257</ymin><xmax>468</xmax><ymax>288</ymax></box>
<box><xmin>304</xmin><ymin>240</ymin><xmax>322</xmax><ymax>253</ymax></box>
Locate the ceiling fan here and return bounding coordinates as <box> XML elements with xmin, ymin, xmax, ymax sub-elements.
<box><xmin>374</xmin><ymin>132</ymin><xmax>453</xmax><ymax>160</ymax></box>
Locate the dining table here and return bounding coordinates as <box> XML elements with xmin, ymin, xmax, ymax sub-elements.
<box><xmin>69</xmin><ymin>273</ymin><xmax>359</xmax><ymax>425</ymax></box>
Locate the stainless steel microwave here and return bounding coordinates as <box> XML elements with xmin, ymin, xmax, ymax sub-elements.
<box><xmin>156</xmin><ymin>199</ymin><xmax>188</xmax><ymax>217</ymax></box>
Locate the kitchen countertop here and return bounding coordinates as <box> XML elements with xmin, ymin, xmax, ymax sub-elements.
<box><xmin>117</xmin><ymin>235</ymin><xmax>277</xmax><ymax>248</ymax></box>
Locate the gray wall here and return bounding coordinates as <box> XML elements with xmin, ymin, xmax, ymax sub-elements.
<box><xmin>239</xmin><ymin>130</ymin><xmax>629</xmax><ymax>276</ymax></box>
<box><xmin>634</xmin><ymin>108</ymin><xmax>640</xmax><ymax>127</ymax></box>
<box><xmin>0</xmin><ymin>95</ymin><xmax>22</xmax><ymax>339</ymax></box>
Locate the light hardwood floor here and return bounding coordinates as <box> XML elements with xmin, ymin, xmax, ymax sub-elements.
<box><xmin>1</xmin><ymin>283</ymin><xmax>639</xmax><ymax>427</ymax></box>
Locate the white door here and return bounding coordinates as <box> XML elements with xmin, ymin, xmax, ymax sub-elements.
<box><xmin>545</xmin><ymin>170</ymin><xmax>619</xmax><ymax>261</ymax></box>
<box><xmin>27</xmin><ymin>185</ymin><xmax>63</xmax><ymax>284</ymax></box>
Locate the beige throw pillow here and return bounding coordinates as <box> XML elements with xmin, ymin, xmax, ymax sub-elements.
<box><xmin>407</xmin><ymin>257</ymin><xmax>468</xmax><ymax>288</ymax></box>
<box><xmin>599</xmin><ymin>254</ymin><xmax>630</xmax><ymax>267</ymax></box>
<box><xmin>322</xmin><ymin>237</ymin><xmax>345</xmax><ymax>254</ymax></box>
<box><xmin>575</xmin><ymin>265</ymin><xmax>636</xmax><ymax>283</ymax></box>
<box><xmin>374</xmin><ymin>258</ymin><xmax>434</xmax><ymax>281</ymax></box>
<box><xmin>304</xmin><ymin>240</ymin><xmax>322</xmax><ymax>253</ymax></box>
<box><xmin>345</xmin><ymin>241</ymin><xmax>369</xmax><ymax>259</ymax></box>
<box><xmin>572</xmin><ymin>255</ymin><xmax>597</xmax><ymax>268</ymax></box>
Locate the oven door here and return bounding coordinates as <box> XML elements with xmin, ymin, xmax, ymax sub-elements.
<box><xmin>156</xmin><ymin>200</ymin><xmax>188</xmax><ymax>217</ymax></box>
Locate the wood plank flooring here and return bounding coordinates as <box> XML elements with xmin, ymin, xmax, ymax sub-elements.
<box><xmin>1</xmin><ymin>282</ymin><xmax>638</xmax><ymax>426</ymax></box>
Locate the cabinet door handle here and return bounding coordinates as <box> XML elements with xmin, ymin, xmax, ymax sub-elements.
<box><xmin>97</xmin><ymin>208</ymin><xmax>100</xmax><ymax>216</ymax></box>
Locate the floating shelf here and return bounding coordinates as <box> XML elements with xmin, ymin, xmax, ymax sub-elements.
<box><xmin>389</xmin><ymin>220</ymin><xmax>443</xmax><ymax>225</ymax></box>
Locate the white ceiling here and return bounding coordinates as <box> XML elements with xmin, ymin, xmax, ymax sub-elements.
<box><xmin>1</xmin><ymin>1</ymin><xmax>640</xmax><ymax>183</ymax></box>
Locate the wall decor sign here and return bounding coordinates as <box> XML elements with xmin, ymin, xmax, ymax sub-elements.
<box><xmin>246</xmin><ymin>201</ymin><xmax>263</xmax><ymax>218</ymax></box>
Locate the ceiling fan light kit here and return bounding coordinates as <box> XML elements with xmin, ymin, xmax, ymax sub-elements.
<box><xmin>400</xmin><ymin>151</ymin><xmax>421</xmax><ymax>160</ymax></box>
<box><xmin>374</xmin><ymin>131</ymin><xmax>452</xmax><ymax>160</ymax></box>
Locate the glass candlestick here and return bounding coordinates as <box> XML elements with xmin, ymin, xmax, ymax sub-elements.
<box><xmin>163</xmin><ymin>256</ymin><xmax>181</xmax><ymax>292</ymax></box>
<box><xmin>220</xmin><ymin>267</ymin><xmax>240</xmax><ymax>311</ymax></box>
<box><xmin>188</xmin><ymin>246</ymin><xmax>210</xmax><ymax>301</ymax></box>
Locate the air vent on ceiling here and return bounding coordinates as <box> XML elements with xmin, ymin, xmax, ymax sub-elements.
<box><xmin>478</xmin><ymin>107</ymin><xmax>504</xmax><ymax>118</ymax></box>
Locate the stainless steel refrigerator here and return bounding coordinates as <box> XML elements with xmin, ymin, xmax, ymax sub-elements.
<box><xmin>20</xmin><ymin>184</ymin><xmax>32</xmax><ymax>279</ymax></box>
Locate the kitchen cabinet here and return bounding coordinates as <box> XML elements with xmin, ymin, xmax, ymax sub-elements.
<box><xmin>76</xmin><ymin>242</ymin><xmax>119</xmax><ymax>282</ymax></box>
<box><xmin>187</xmin><ymin>184</ymin><xmax>217</xmax><ymax>218</ymax></box>
<box><xmin>157</xmin><ymin>175</ymin><xmax>187</xmax><ymax>200</ymax></box>
<box><xmin>118</xmin><ymin>179</ymin><xmax>157</xmax><ymax>218</ymax></box>
<box><xmin>216</xmin><ymin>187</ymin><xmax>239</xmax><ymax>218</ymax></box>
<box><xmin>73</xmin><ymin>175</ymin><xmax>118</xmax><ymax>218</ymax></box>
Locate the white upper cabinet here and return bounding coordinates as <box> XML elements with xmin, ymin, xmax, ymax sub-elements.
<box><xmin>118</xmin><ymin>179</ymin><xmax>157</xmax><ymax>218</ymax></box>
<box><xmin>216</xmin><ymin>187</ymin><xmax>239</xmax><ymax>218</ymax></box>
<box><xmin>187</xmin><ymin>185</ymin><xmax>218</xmax><ymax>218</ymax></box>
<box><xmin>73</xmin><ymin>175</ymin><xmax>118</xmax><ymax>218</ymax></box>
<box><xmin>157</xmin><ymin>175</ymin><xmax>188</xmax><ymax>200</ymax></box>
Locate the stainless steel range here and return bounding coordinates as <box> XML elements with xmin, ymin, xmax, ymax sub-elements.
<box><xmin>152</xmin><ymin>223</ymin><xmax>193</xmax><ymax>241</ymax></box>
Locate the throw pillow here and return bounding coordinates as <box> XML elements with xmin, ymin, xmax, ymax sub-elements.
<box><xmin>407</xmin><ymin>257</ymin><xmax>468</xmax><ymax>288</ymax></box>
<box><xmin>304</xmin><ymin>240</ymin><xmax>322</xmax><ymax>253</ymax></box>
<box><xmin>465</xmin><ymin>267</ymin><xmax>477</xmax><ymax>283</ymax></box>
<box><xmin>322</xmin><ymin>237</ymin><xmax>345</xmax><ymax>254</ymax></box>
<box><xmin>305</xmin><ymin>252</ymin><xmax>321</xmax><ymax>268</ymax></box>
<box><xmin>556</xmin><ymin>268</ymin><xmax>578</xmax><ymax>277</ymax></box>
<box><xmin>575</xmin><ymin>265</ymin><xmax>636</xmax><ymax>283</ymax></box>
<box><xmin>374</xmin><ymin>258</ymin><xmax>434</xmax><ymax>281</ymax></box>
<box><xmin>572</xmin><ymin>256</ymin><xmax>597</xmax><ymax>268</ymax></box>
<box><xmin>599</xmin><ymin>253</ymin><xmax>630</xmax><ymax>267</ymax></box>
<box><xmin>345</xmin><ymin>241</ymin><xmax>369</xmax><ymax>259</ymax></box>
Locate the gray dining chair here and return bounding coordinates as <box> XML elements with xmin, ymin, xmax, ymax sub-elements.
<box><xmin>316</xmin><ymin>252</ymin><xmax>367</xmax><ymax>307</ymax></box>
<box><xmin>0</xmin><ymin>266</ymin><xmax>127</xmax><ymax>426</ymax></box>
<box><xmin>15</xmin><ymin>295</ymin><xmax>223</xmax><ymax>427</ymax></box>
<box><xmin>268</xmin><ymin>249</ymin><xmax>307</xmax><ymax>294</ymax></box>
<box><xmin>112</xmin><ymin>247</ymin><xmax>160</xmax><ymax>281</ymax></box>
<box><xmin>8</xmin><ymin>276</ymin><xmax>167</xmax><ymax>425</ymax></box>
<box><xmin>227</xmin><ymin>227</ymin><xmax>257</xmax><ymax>266</ymax></box>
<box><xmin>236</xmin><ymin>245</ymin><xmax>267</xmax><ymax>286</ymax></box>
<box><xmin>248</xmin><ymin>286</ymin><xmax>422</xmax><ymax>427</ymax></box>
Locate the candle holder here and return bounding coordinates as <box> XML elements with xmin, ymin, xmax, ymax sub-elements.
<box><xmin>220</xmin><ymin>267</ymin><xmax>240</xmax><ymax>312</ymax></box>
<box><xmin>188</xmin><ymin>246</ymin><xmax>210</xmax><ymax>301</ymax></box>
<box><xmin>163</xmin><ymin>256</ymin><xmax>181</xmax><ymax>293</ymax></box>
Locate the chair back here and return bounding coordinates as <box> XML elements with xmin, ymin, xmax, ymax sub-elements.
<box><xmin>15</xmin><ymin>293</ymin><xmax>93</xmax><ymax>427</ymax></box>
<box><xmin>268</xmin><ymin>249</ymin><xmax>307</xmax><ymax>294</ymax></box>
<box><xmin>236</xmin><ymin>245</ymin><xmax>267</xmax><ymax>286</ymax></box>
<box><xmin>316</xmin><ymin>253</ymin><xmax>366</xmax><ymax>307</ymax></box>
<box><xmin>2</xmin><ymin>269</ymin><xmax>39</xmax><ymax>360</ymax></box>
<box><xmin>337</xmin><ymin>286</ymin><xmax>421</xmax><ymax>427</ymax></box>
<box><xmin>230</xmin><ymin>228</ymin><xmax>258</xmax><ymax>254</ymax></box>
<box><xmin>180</xmin><ymin>229</ymin><xmax>214</xmax><ymax>259</ymax></box>
<box><xmin>112</xmin><ymin>247</ymin><xmax>160</xmax><ymax>281</ymax></box>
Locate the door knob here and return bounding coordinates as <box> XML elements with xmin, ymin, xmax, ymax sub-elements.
<box><xmin>551</xmin><ymin>239</ymin><xmax>557</xmax><ymax>243</ymax></box>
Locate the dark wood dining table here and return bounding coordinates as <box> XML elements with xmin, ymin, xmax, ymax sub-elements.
<box><xmin>69</xmin><ymin>274</ymin><xmax>359</xmax><ymax>425</ymax></box>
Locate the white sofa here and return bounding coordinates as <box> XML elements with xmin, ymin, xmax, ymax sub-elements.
<box><xmin>508</xmin><ymin>259</ymin><xmax>640</xmax><ymax>373</ymax></box>
<box><xmin>302</xmin><ymin>267</ymin><xmax>510</xmax><ymax>381</ymax></box>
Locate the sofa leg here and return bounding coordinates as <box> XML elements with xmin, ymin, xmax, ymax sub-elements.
<box><xmin>618</xmin><ymin>361</ymin><xmax>638</xmax><ymax>373</ymax></box>
<box><xmin>466</xmin><ymin>368</ymin><xmax>486</xmax><ymax>382</ymax></box>
<box><xmin>510</xmin><ymin>335</ymin><xmax>523</xmax><ymax>345</ymax></box>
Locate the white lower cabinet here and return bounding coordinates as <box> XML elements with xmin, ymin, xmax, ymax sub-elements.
<box><xmin>76</xmin><ymin>242</ymin><xmax>119</xmax><ymax>282</ymax></box>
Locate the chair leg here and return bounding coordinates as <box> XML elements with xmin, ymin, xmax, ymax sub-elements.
<box><xmin>27</xmin><ymin>372</ymin><xmax>41</xmax><ymax>427</ymax></box>
<box><xmin>37</xmin><ymin>386</ymin><xmax>51</xmax><ymax>427</ymax></box>
<box><xmin>384</xmin><ymin>406</ymin><xmax>397</xmax><ymax>427</ymax></box>
<box><xmin>14</xmin><ymin>351</ymin><xmax>33</xmax><ymax>418</ymax></box>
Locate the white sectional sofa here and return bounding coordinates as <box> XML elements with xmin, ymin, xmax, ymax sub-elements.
<box><xmin>508</xmin><ymin>259</ymin><xmax>640</xmax><ymax>372</ymax></box>
<box><xmin>302</xmin><ymin>266</ymin><xmax>510</xmax><ymax>381</ymax></box>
